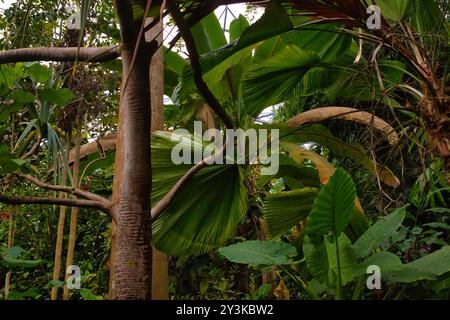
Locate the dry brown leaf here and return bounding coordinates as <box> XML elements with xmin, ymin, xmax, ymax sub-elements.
<box><xmin>287</xmin><ymin>107</ymin><xmax>399</xmax><ymax>145</ymax></box>
<box><xmin>274</xmin><ymin>279</ymin><xmax>290</xmax><ymax>300</ymax></box>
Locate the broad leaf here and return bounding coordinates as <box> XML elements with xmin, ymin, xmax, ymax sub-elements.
<box><xmin>151</xmin><ymin>132</ymin><xmax>248</xmax><ymax>257</ymax></box>
<box><xmin>303</xmin><ymin>236</ymin><xmax>330</xmax><ymax>285</ymax></box>
<box><xmin>353</xmin><ymin>208</ymin><xmax>406</xmax><ymax>258</ymax></box>
<box><xmin>40</xmin><ymin>88</ymin><xmax>75</xmax><ymax>106</ymax></box>
<box><xmin>406</xmin><ymin>246</ymin><xmax>450</xmax><ymax>277</ymax></box>
<box><xmin>365</xmin><ymin>252</ymin><xmax>404</xmax><ymax>272</ymax></box>
<box><xmin>191</xmin><ymin>13</ymin><xmax>227</xmax><ymax>55</ymax></box>
<box><xmin>263</xmin><ymin>188</ymin><xmax>318</xmax><ymax>238</ymax></box>
<box><xmin>26</xmin><ymin>63</ymin><xmax>51</xmax><ymax>83</ymax></box>
<box><xmin>326</xmin><ymin>233</ymin><xmax>365</xmax><ymax>285</ymax></box>
<box><xmin>307</xmin><ymin>168</ymin><xmax>356</xmax><ymax>238</ymax></box>
<box><xmin>218</xmin><ymin>240</ymin><xmax>297</xmax><ymax>267</ymax></box>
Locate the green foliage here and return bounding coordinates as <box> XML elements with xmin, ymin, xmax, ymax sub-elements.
<box><xmin>352</xmin><ymin>208</ymin><xmax>406</xmax><ymax>258</ymax></box>
<box><xmin>307</xmin><ymin>168</ymin><xmax>356</xmax><ymax>239</ymax></box>
<box><xmin>1</xmin><ymin>246</ymin><xmax>45</xmax><ymax>268</ymax></box>
<box><xmin>218</xmin><ymin>240</ymin><xmax>298</xmax><ymax>267</ymax></box>
<box><xmin>152</xmin><ymin>132</ymin><xmax>248</xmax><ymax>257</ymax></box>
<box><xmin>263</xmin><ymin>188</ymin><xmax>318</xmax><ymax>238</ymax></box>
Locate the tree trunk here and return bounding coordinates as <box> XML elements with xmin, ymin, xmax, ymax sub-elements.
<box><xmin>146</xmin><ymin>18</ymin><xmax>169</xmax><ymax>300</ymax></box>
<box><xmin>109</xmin><ymin>40</ymin><xmax>154</xmax><ymax>299</ymax></box>
<box><xmin>4</xmin><ymin>205</ymin><xmax>14</xmax><ymax>298</ymax></box>
<box><xmin>50</xmin><ymin>133</ymin><xmax>72</xmax><ymax>300</ymax></box>
<box><xmin>63</xmin><ymin>109</ymin><xmax>82</xmax><ymax>300</ymax></box>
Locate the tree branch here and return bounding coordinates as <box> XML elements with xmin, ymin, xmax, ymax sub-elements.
<box><xmin>20</xmin><ymin>135</ymin><xmax>42</xmax><ymax>160</ymax></box>
<box><xmin>0</xmin><ymin>46</ymin><xmax>121</xmax><ymax>65</ymax></box>
<box><xmin>20</xmin><ymin>174</ymin><xmax>111</xmax><ymax>205</ymax></box>
<box><xmin>0</xmin><ymin>193</ymin><xmax>111</xmax><ymax>213</ymax></box>
<box><xmin>168</xmin><ymin>2</ymin><xmax>234</xmax><ymax>129</ymax></box>
<box><xmin>151</xmin><ymin>142</ymin><xmax>227</xmax><ymax>221</ymax></box>
<box><xmin>114</xmin><ymin>0</ymin><xmax>138</xmax><ymax>46</ymax></box>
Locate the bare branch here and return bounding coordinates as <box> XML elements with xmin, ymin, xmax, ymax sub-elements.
<box><xmin>20</xmin><ymin>135</ymin><xmax>42</xmax><ymax>160</ymax></box>
<box><xmin>0</xmin><ymin>46</ymin><xmax>121</xmax><ymax>65</ymax></box>
<box><xmin>151</xmin><ymin>143</ymin><xmax>227</xmax><ymax>221</ymax></box>
<box><xmin>0</xmin><ymin>193</ymin><xmax>111</xmax><ymax>213</ymax></box>
<box><xmin>20</xmin><ymin>174</ymin><xmax>111</xmax><ymax>206</ymax></box>
<box><xmin>168</xmin><ymin>2</ymin><xmax>234</xmax><ymax>129</ymax></box>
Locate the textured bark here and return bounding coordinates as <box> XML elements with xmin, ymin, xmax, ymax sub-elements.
<box><xmin>109</xmin><ymin>42</ymin><xmax>154</xmax><ymax>300</ymax></box>
<box><xmin>0</xmin><ymin>46</ymin><xmax>120</xmax><ymax>65</ymax></box>
<box><xmin>146</xmin><ymin>18</ymin><xmax>169</xmax><ymax>300</ymax></box>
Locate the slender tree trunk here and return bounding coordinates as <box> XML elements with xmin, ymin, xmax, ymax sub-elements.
<box><xmin>50</xmin><ymin>133</ymin><xmax>72</xmax><ymax>300</ymax></box>
<box><xmin>5</xmin><ymin>115</ymin><xmax>16</xmax><ymax>298</ymax></box>
<box><xmin>109</xmin><ymin>40</ymin><xmax>154</xmax><ymax>299</ymax></box>
<box><xmin>146</xmin><ymin>18</ymin><xmax>169</xmax><ymax>300</ymax></box>
<box><xmin>4</xmin><ymin>205</ymin><xmax>14</xmax><ymax>298</ymax></box>
<box><xmin>63</xmin><ymin>108</ymin><xmax>82</xmax><ymax>300</ymax></box>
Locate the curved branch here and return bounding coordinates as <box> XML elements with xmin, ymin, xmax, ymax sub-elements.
<box><xmin>0</xmin><ymin>46</ymin><xmax>121</xmax><ymax>65</ymax></box>
<box><xmin>168</xmin><ymin>3</ymin><xmax>234</xmax><ymax>129</ymax></box>
<box><xmin>20</xmin><ymin>135</ymin><xmax>42</xmax><ymax>160</ymax></box>
<box><xmin>151</xmin><ymin>143</ymin><xmax>227</xmax><ymax>221</ymax></box>
<box><xmin>20</xmin><ymin>174</ymin><xmax>111</xmax><ymax>205</ymax></box>
<box><xmin>0</xmin><ymin>193</ymin><xmax>111</xmax><ymax>213</ymax></box>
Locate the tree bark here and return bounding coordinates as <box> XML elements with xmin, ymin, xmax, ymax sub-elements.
<box><xmin>146</xmin><ymin>18</ymin><xmax>169</xmax><ymax>300</ymax></box>
<box><xmin>109</xmin><ymin>40</ymin><xmax>155</xmax><ymax>299</ymax></box>
<box><xmin>0</xmin><ymin>46</ymin><xmax>120</xmax><ymax>65</ymax></box>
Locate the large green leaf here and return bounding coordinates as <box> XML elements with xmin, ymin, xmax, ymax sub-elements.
<box><xmin>243</xmin><ymin>45</ymin><xmax>357</xmax><ymax>117</ymax></box>
<box><xmin>352</xmin><ymin>208</ymin><xmax>406</xmax><ymax>258</ymax></box>
<box><xmin>242</xmin><ymin>45</ymin><xmax>329</xmax><ymax>117</ymax></box>
<box><xmin>187</xmin><ymin>0</ymin><xmax>293</xmax><ymax>82</ymax></box>
<box><xmin>164</xmin><ymin>48</ymin><xmax>188</xmax><ymax>96</ymax></box>
<box><xmin>374</xmin><ymin>0</ymin><xmax>415</xmax><ymax>21</ymax></box>
<box><xmin>218</xmin><ymin>240</ymin><xmax>297</xmax><ymax>267</ymax></box>
<box><xmin>179</xmin><ymin>1</ymin><xmax>293</xmax><ymax>105</ymax></box>
<box><xmin>151</xmin><ymin>132</ymin><xmax>248</xmax><ymax>257</ymax></box>
<box><xmin>1</xmin><ymin>246</ymin><xmax>45</xmax><ymax>269</ymax></box>
<box><xmin>0</xmin><ymin>146</ymin><xmax>28</xmax><ymax>173</ymax></box>
<box><xmin>40</xmin><ymin>88</ymin><xmax>74</xmax><ymax>106</ymax></box>
<box><xmin>307</xmin><ymin>168</ymin><xmax>356</xmax><ymax>239</ymax></box>
<box><xmin>410</xmin><ymin>0</ymin><xmax>448</xmax><ymax>37</ymax></box>
<box><xmin>263</xmin><ymin>188</ymin><xmax>318</xmax><ymax>238</ymax></box>
<box><xmin>2</xmin><ymin>256</ymin><xmax>45</xmax><ymax>269</ymax></box>
<box><xmin>303</xmin><ymin>235</ymin><xmax>330</xmax><ymax>285</ymax></box>
<box><xmin>258</xmin><ymin>153</ymin><xmax>320</xmax><ymax>188</ymax></box>
<box><xmin>365</xmin><ymin>252</ymin><xmax>404</xmax><ymax>273</ymax></box>
<box><xmin>367</xmin><ymin>247</ymin><xmax>450</xmax><ymax>283</ymax></box>
<box><xmin>304</xmin><ymin>233</ymin><xmax>365</xmax><ymax>287</ymax></box>
<box><xmin>384</xmin><ymin>266</ymin><xmax>436</xmax><ymax>283</ymax></box>
<box><xmin>229</xmin><ymin>15</ymin><xmax>250</xmax><ymax>42</ymax></box>
<box><xmin>9</xmin><ymin>90</ymin><xmax>35</xmax><ymax>104</ymax></box>
<box><xmin>191</xmin><ymin>13</ymin><xmax>227</xmax><ymax>55</ymax></box>
<box><xmin>252</xmin><ymin>35</ymin><xmax>287</xmax><ymax>63</ymax></box>
<box><xmin>405</xmin><ymin>246</ymin><xmax>450</xmax><ymax>277</ymax></box>
<box><xmin>26</xmin><ymin>63</ymin><xmax>51</xmax><ymax>83</ymax></box>
<box><xmin>325</xmin><ymin>59</ymin><xmax>407</xmax><ymax>103</ymax></box>
<box><xmin>281</xmin><ymin>23</ymin><xmax>354</xmax><ymax>62</ymax></box>
<box><xmin>326</xmin><ymin>233</ymin><xmax>365</xmax><ymax>285</ymax></box>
